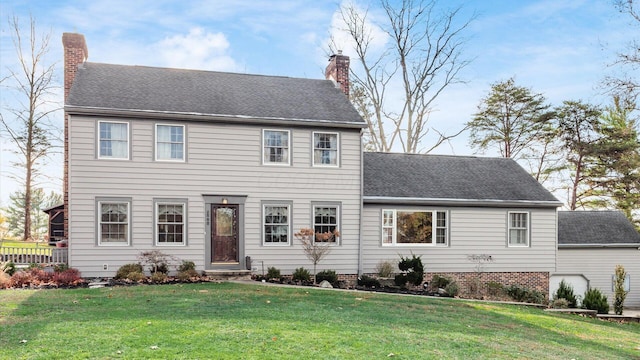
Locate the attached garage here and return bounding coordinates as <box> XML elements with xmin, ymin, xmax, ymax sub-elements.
<box><xmin>555</xmin><ymin>211</ymin><xmax>640</xmax><ymax>309</ymax></box>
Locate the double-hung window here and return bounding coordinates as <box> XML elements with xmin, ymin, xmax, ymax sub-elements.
<box><xmin>263</xmin><ymin>130</ymin><xmax>290</xmax><ymax>165</ymax></box>
<box><xmin>98</xmin><ymin>200</ymin><xmax>130</xmax><ymax>246</ymax></box>
<box><xmin>382</xmin><ymin>209</ymin><xmax>448</xmax><ymax>246</ymax></box>
<box><xmin>156</xmin><ymin>124</ymin><xmax>185</xmax><ymax>161</ymax></box>
<box><xmin>313</xmin><ymin>205</ymin><xmax>339</xmax><ymax>243</ymax></box>
<box><xmin>98</xmin><ymin>121</ymin><xmax>129</xmax><ymax>159</ymax></box>
<box><xmin>508</xmin><ymin>212</ymin><xmax>529</xmax><ymax>246</ymax></box>
<box><xmin>263</xmin><ymin>204</ymin><xmax>291</xmax><ymax>245</ymax></box>
<box><xmin>313</xmin><ymin>132</ymin><xmax>339</xmax><ymax>166</ymax></box>
<box><xmin>156</xmin><ymin>202</ymin><xmax>186</xmax><ymax>246</ymax></box>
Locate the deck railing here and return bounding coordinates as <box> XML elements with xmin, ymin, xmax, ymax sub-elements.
<box><xmin>0</xmin><ymin>245</ymin><xmax>68</xmax><ymax>265</ymax></box>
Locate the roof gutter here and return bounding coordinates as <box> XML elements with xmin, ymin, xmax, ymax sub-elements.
<box><xmin>363</xmin><ymin>196</ymin><xmax>563</xmax><ymax>208</ymax></box>
<box><xmin>558</xmin><ymin>244</ymin><xmax>640</xmax><ymax>249</ymax></box>
<box><xmin>64</xmin><ymin>105</ymin><xmax>368</xmax><ymax>129</ymax></box>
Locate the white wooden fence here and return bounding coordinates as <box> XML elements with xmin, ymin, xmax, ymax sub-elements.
<box><xmin>0</xmin><ymin>245</ymin><xmax>68</xmax><ymax>265</ymax></box>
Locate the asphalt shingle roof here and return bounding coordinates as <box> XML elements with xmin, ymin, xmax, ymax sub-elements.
<box><xmin>558</xmin><ymin>211</ymin><xmax>640</xmax><ymax>245</ymax></box>
<box><xmin>66</xmin><ymin>62</ymin><xmax>365</xmax><ymax>126</ymax></box>
<box><xmin>363</xmin><ymin>152</ymin><xmax>560</xmax><ymax>204</ymax></box>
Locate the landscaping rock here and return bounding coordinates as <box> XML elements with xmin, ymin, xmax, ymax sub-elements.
<box><xmin>318</xmin><ymin>280</ymin><xmax>333</xmax><ymax>288</ymax></box>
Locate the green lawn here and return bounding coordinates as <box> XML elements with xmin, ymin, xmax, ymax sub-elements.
<box><xmin>1</xmin><ymin>282</ymin><xmax>638</xmax><ymax>359</ymax></box>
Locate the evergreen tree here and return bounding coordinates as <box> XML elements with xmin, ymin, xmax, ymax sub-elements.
<box><xmin>6</xmin><ymin>189</ymin><xmax>61</xmax><ymax>241</ymax></box>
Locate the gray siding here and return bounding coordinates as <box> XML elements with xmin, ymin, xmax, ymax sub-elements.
<box><xmin>362</xmin><ymin>205</ymin><xmax>557</xmax><ymax>274</ymax></box>
<box><xmin>556</xmin><ymin>248</ymin><xmax>640</xmax><ymax>308</ymax></box>
<box><xmin>68</xmin><ymin>115</ymin><xmax>361</xmax><ymax>277</ymax></box>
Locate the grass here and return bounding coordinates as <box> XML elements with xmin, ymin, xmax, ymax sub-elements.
<box><xmin>0</xmin><ymin>240</ymin><xmax>52</xmax><ymax>256</ymax></box>
<box><xmin>1</xmin><ymin>282</ymin><xmax>639</xmax><ymax>359</ymax></box>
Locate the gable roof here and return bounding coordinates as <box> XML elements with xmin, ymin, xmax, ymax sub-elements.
<box><xmin>65</xmin><ymin>62</ymin><xmax>365</xmax><ymax>128</ymax></box>
<box><xmin>558</xmin><ymin>211</ymin><xmax>640</xmax><ymax>247</ymax></box>
<box><xmin>363</xmin><ymin>152</ymin><xmax>561</xmax><ymax>207</ymax></box>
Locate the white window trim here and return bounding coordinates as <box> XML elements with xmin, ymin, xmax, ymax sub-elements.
<box><xmin>262</xmin><ymin>129</ymin><xmax>291</xmax><ymax>166</ymax></box>
<box><xmin>381</xmin><ymin>209</ymin><xmax>449</xmax><ymax>247</ymax></box>
<box><xmin>312</xmin><ymin>131</ymin><xmax>340</xmax><ymax>167</ymax></box>
<box><xmin>312</xmin><ymin>204</ymin><xmax>340</xmax><ymax>246</ymax></box>
<box><xmin>262</xmin><ymin>203</ymin><xmax>291</xmax><ymax>246</ymax></box>
<box><xmin>155</xmin><ymin>201</ymin><xmax>187</xmax><ymax>247</ymax></box>
<box><xmin>507</xmin><ymin>211</ymin><xmax>530</xmax><ymax>247</ymax></box>
<box><xmin>97</xmin><ymin>200</ymin><xmax>131</xmax><ymax>246</ymax></box>
<box><xmin>97</xmin><ymin>121</ymin><xmax>130</xmax><ymax>160</ymax></box>
<box><xmin>155</xmin><ymin>124</ymin><xmax>186</xmax><ymax>162</ymax></box>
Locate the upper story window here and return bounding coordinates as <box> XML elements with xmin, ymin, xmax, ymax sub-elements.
<box><xmin>156</xmin><ymin>202</ymin><xmax>186</xmax><ymax>246</ymax></box>
<box><xmin>98</xmin><ymin>121</ymin><xmax>129</xmax><ymax>159</ymax></box>
<box><xmin>263</xmin><ymin>130</ymin><xmax>290</xmax><ymax>165</ymax></box>
<box><xmin>313</xmin><ymin>205</ymin><xmax>340</xmax><ymax>244</ymax></box>
<box><xmin>508</xmin><ymin>212</ymin><xmax>529</xmax><ymax>247</ymax></box>
<box><xmin>382</xmin><ymin>209</ymin><xmax>448</xmax><ymax>246</ymax></box>
<box><xmin>156</xmin><ymin>124</ymin><xmax>185</xmax><ymax>161</ymax></box>
<box><xmin>98</xmin><ymin>200</ymin><xmax>130</xmax><ymax>246</ymax></box>
<box><xmin>313</xmin><ymin>132</ymin><xmax>339</xmax><ymax>167</ymax></box>
<box><xmin>263</xmin><ymin>203</ymin><xmax>291</xmax><ymax>246</ymax></box>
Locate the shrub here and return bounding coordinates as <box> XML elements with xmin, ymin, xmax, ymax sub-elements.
<box><xmin>53</xmin><ymin>263</ymin><xmax>69</xmax><ymax>273</ymax></box>
<box><xmin>52</xmin><ymin>268</ymin><xmax>82</xmax><ymax>286</ymax></box>
<box><xmin>358</xmin><ymin>275</ymin><xmax>381</xmax><ymax>288</ymax></box>
<box><xmin>315</xmin><ymin>270</ymin><xmax>338</xmax><ymax>285</ymax></box>
<box><xmin>178</xmin><ymin>260</ymin><xmax>196</xmax><ymax>272</ymax></box>
<box><xmin>375</xmin><ymin>260</ymin><xmax>395</xmax><ymax>278</ymax></box>
<box><xmin>444</xmin><ymin>281</ymin><xmax>460</xmax><ymax>297</ymax></box>
<box><xmin>0</xmin><ymin>272</ymin><xmax>10</xmax><ymax>289</ymax></box>
<box><xmin>395</xmin><ymin>254</ymin><xmax>424</xmax><ymax>287</ymax></box>
<box><xmin>126</xmin><ymin>271</ymin><xmax>146</xmax><ymax>282</ymax></box>
<box><xmin>150</xmin><ymin>272</ymin><xmax>168</xmax><ymax>283</ymax></box>
<box><xmin>292</xmin><ymin>267</ymin><xmax>311</xmax><ymax>282</ymax></box>
<box><xmin>10</xmin><ymin>271</ymin><xmax>33</xmax><ymax>287</ymax></box>
<box><xmin>554</xmin><ymin>279</ymin><xmax>577</xmax><ymax>308</ymax></box>
<box><xmin>137</xmin><ymin>250</ymin><xmax>177</xmax><ymax>274</ymax></box>
<box><xmin>582</xmin><ymin>288</ymin><xmax>609</xmax><ymax>314</ymax></box>
<box><xmin>266</xmin><ymin>267</ymin><xmax>281</xmax><ymax>280</ymax></box>
<box><xmin>550</xmin><ymin>298</ymin><xmax>570</xmax><ymax>309</ymax></box>
<box><xmin>27</xmin><ymin>267</ymin><xmax>53</xmax><ymax>283</ymax></box>
<box><xmin>613</xmin><ymin>265</ymin><xmax>628</xmax><ymax>315</ymax></box>
<box><xmin>1</xmin><ymin>261</ymin><xmax>17</xmax><ymax>276</ymax></box>
<box><xmin>485</xmin><ymin>281</ymin><xmax>505</xmax><ymax>296</ymax></box>
<box><xmin>115</xmin><ymin>263</ymin><xmax>144</xmax><ymax>280</ymax></box>
<box><xmin>431</xmin><ymin>275</ymin><xmax>451</xmax><ymax>289</ymax></box>
<box><xmin>506</xmin><ymin>285</ymin><xmax>546</xmax><ymax>304</ymax></box>
<box><xmin>176</xmin><ymin>269</ymin><xmax>200</xmax><ymax>281</ymax></box>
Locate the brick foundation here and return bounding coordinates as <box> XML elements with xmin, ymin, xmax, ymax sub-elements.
<box><xmin>424</xmin><ymin>271</ymin><xmax>550</xmax><ymax>297</ymax></box>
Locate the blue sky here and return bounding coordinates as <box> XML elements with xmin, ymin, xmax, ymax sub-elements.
<box><xmin>0</xmin><ymin>0</ymin><xmax>632</xmax><ymax>206</ymax></box>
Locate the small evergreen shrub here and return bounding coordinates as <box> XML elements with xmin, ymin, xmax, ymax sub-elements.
<box><xmin>178</xmin><ymin>260</ymin><xmax>196</xmax><ymax>272</ymax></box>
<box><xmin>115</xmin><ymin>263</ymin><xmax>144</xmax><ymax>280</ymax></box>
<box><xmin>176</xmin><ymin>269</ymin><xmax>199</xmax><ymax>281</ymax></box>
<box><xmin>613</xmin><ymin>265</ymin><xmax>628</xmax><ymax>315</ymax></box>
<box><xmin>126</xmin><ymin>271</ymin><xmax>146</xmax><ymax>282</ymax></box>
<box><xmin>292</xmin><ymin>267</ymin><xmax>311</xmax><ymax>282</ymax></box>
<box><xmin>431</xmin><ymin>275</ymin><xmax>451</xmax><ymax>289</ymax></box>
<box><xmin>358</xmin><ymin>275</ymin><xmax>381</xmax><ymax>288</ymax></box>
<box><xmin>266</xmin><ymin>267</ymin><xmax>281</xmax><ymax>280</ymax></box>
<box><xmin>53</xmin><ymin>263</ymin><xmax>69</xmax><ymax>273</ymax></box>
<box><xmin>1</xmin><ymin>261</ymin><xmax>17</xmax><ymax>276</ymax></box>
<box><xmin>375</xmin><ymin>260</ymin><xmax>395</xmax><ymax>278</ymax></box>
<box><xmin>395</xmin><ymin>254</ymin><xmax>424</xmax><ymax>287</ymax></box>
<box><xmin>582</xmin><ymin>288</ymin><xmax>609</xmax><ymax>314</ymax></box>
<box><xmin>554</xmin><ymin>279</ymin><xmax>577</xmax><ymax>308</ymax></box>
<box><xmin>444</xmin><ymin>281</ymin><xmax>460</xmax><ymax>297</ymax></box>
<box><xmin>506</xmin><ymin>285</ymin><xmax>546</xmax><ymax>304</ymax></box>
<box><xmin>315</xmin><ymin>270</ymin><xmax>338</xmax><ymax>285</ymax></box>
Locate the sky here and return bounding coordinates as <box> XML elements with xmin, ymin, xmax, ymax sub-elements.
<box><xmin>0</xmin><ymin>0</ymin><xmax>633</xmax><ymax>207</ymax></box>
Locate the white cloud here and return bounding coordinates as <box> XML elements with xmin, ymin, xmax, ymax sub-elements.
<box><xmin>326</xmin><ymin>0</ymin><xmax>388</xmax><ymax>60</ymax></box>
<box><xmin>154</xmin><ymin>28</ymin><xmax>239</xmax><ymax>72</ymax></box>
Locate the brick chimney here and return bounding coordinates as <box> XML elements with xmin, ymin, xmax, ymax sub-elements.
<box><xmin>62</xmin><ymin>33</ymin><xmax>88</xmax><ymax>100</ymax></box>
<box><xmin>325</xmin><ymin>50</ymin><xmax>350</xmax><ymax>97</ymax></box>
<box><xmin>62</xmin><ymin>33</ymin><xmax>88</xmax><ymax>240</ymax></box>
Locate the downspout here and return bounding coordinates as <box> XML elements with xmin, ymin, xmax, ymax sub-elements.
<box><xmin>357</xmin><ymin>130</ymin><xmax>364</xmax><ymax>276</ymax></box>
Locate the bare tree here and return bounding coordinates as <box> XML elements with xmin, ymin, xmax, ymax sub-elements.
<box><xmin>0</xmin><ymin>15</ymin><xmax>59</xmax><ymax>241</ymax></box>
<box><xmin>332</xmin><ymin>0</ymin><xmax>474</xmax><ymax>153</ymax></box>
<box><xmin>605</xmin><ymin>0</ymin><xmax>640</xmax><ymax>106</ymax></box>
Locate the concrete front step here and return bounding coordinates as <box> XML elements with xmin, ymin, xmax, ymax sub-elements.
<box><xmin>203</xmin><ymin>269</ymin><xmax>252</xmax><ymax>281</ymax></box>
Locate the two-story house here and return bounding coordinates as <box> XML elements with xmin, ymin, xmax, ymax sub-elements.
<box><xmin>63</xmin><ymin>32</ymin><xmax>569</xmax><ymax>297</ymax></box>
